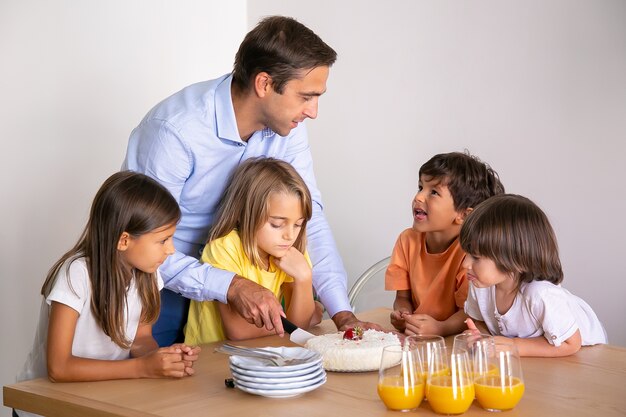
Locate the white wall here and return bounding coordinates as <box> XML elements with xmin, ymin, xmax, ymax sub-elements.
<box><xmin>0</xmin><ymin>1</ymin><xmax>246</xmax><ymax>414</ymax></box>
<box><xmin>249</xmin><ymin>0</ymin><xmax>626</xmax><ymax>345</ymax></box>
<box><xmin>2</xmin><ymin>1</ymin><xmax>625</xmax><ymax>413</ymax></box>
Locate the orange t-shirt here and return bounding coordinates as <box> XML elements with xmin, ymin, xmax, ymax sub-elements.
<box><xmin>385</xmin><ymin>229</ymin><xmax>468</xmax><ymax>321</ymax></box>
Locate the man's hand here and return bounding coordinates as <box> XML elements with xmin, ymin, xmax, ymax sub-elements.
<box><xmin>227</xmin><ymin>275</ymin><xmax>285</xmax><ymax>335</ymax></box>
<box><xmin>332</xmin><ymin>311</ymin><xmax>382</xmax><ymax>331</ymax></box>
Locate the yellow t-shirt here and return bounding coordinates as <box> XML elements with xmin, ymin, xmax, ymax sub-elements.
<box><xmin>184</xmin><ymin>230</ymin><xmax>309</xmax><ymax>345</ymax></box>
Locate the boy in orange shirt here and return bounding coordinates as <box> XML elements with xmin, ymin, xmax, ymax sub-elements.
<box><xmin>386</xmin><ymin>151</ymin><xmax>504</xmax><ymax>336</ymax></box>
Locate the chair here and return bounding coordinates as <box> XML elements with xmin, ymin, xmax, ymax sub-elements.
<box><xmin>348</xmin><ymin>256</ymin><xmax>391</xmax><ymax>311</ymax></box>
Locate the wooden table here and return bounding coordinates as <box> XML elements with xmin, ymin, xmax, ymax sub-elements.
<box><xmin>4</xmin><ymin>308</ymin><xmax>626</xmax><ymax>416</ymax></box>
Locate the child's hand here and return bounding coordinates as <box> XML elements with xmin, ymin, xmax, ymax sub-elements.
<box><xmin>171</xmin><ymin>343</ymin><xmax>202</xmax><ymax>376</ymax></box>
<box><xmin>390</xmin><ymin>309</ymin><xmax>410</xmax><ymax>332</ymax></box>
<box><xmin>404</xmin><ymin>314</ymin><xmax>444</xmax><ymax>336</ymax></box>
<box><xmin>464</xmin><ymin>318</ymin><xmax>481</xmax><ymax>335</ymax></box>
<box><xmin>140</xmin><ymin>346</ymin><xmax>186</xmax><ymax>378</ymax></box>
<box><xmin>274</xmin><ymin>248</ymin><xmax>312</xmax><ymax>282</ymax></box>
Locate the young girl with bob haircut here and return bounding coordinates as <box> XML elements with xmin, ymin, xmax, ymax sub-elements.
<box><xmin>184</xmin><ymin>158</ymin><xmax>316</xmax><ymax>344</ymax></box>
<box><xmin>16</xmin><ymin>171</ymin><xmax>201</xmax><ymax>416</ymax></box>
<box><xmin>461</xmin><ymin>194</ymin><xmax>607</xmax><ymax>357</ymax></box>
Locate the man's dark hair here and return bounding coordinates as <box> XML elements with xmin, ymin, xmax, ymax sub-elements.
<box><xmin>232</xmin><ymin>16</ymin><xmax>337</xmax><ymax>94</ymax></box>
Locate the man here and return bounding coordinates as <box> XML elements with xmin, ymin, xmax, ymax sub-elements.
<box><xmin>124</xmin><ymin>16</ymin><xmax>375</xmax><ymax>346</ymax></box>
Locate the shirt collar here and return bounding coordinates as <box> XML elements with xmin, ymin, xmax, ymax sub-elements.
<box><xmin>215</xmin><ymin>74</ymin><xmax>244</xmax><ymax>143</ymax></box>
<box><xmin>215</xmin><ymin>74</ymin><xmax>276</xmax><ymax>143</ymax></box>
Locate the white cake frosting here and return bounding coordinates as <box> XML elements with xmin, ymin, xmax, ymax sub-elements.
<box><xmin>305</xmin><ymin>329</ymin><xmax>401</xmax><ymax>372</ymax></box>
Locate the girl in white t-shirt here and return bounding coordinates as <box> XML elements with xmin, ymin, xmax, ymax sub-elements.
<box><xmin>460</xmin><ymin>194</ymin><xmax>606</xmax><ymax>357</ymax></box>
<box><xmin>16</xmin><ymin>172</ymin><xmax>201</xmax><ymax>416</ymax></box>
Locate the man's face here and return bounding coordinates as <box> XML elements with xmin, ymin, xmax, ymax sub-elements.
<box><xmin>261</xmin><ymin>66</ymin><xmax>329</xmax><ymax>136</ymax></box>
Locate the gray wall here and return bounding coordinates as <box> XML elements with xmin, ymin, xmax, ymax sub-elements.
<box><xmin>249</xmin><ymin>0</ymin><xmax>626</xmax><ymax>345</ymax></box>
<box><xmin>0</xmin><ymin>1</ymin><xmax>246</xmax><ymax>414</ymax></box>
<box><xmin>2</xmin><ymin>1</ymin><xmax>625</xmax><ymax>414</ymax></box>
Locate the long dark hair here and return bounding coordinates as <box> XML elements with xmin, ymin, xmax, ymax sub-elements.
<box><xmin>460</xmin><ymin>194</ymin><xmax>563</xmax><ymax>285</ymax></box>
<box><xmin>41</xmin><ymin>171</ymin><xmax>181</xmax><ymax>348</ymax></box>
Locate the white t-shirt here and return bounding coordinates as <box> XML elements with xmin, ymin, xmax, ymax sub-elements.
<box><xmin>465</xmin><ymin>280</ymin><xmax>607</xmax><ymax>347</ymax></box>
<box><xmin>15</xmin><ymin>257</ymin><xmax>163</xmax><ymax>417</ymax></box>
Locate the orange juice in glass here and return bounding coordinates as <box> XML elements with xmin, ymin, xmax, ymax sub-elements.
<box><xmin>474</xmin><ymin>375</ymin><xmax>525</xmax><ymax>411</ymax></box>
<box><xmin>405</xmin><ymin>335</ymin><xmax>446</xmax><ymax>386</ymax></box>
<box><xmin>453</xmin><ymin>331</ymin><xmax>494</xmax><ymax>378</ymax></box>
<box><xmin>426</xmin><ymin>348</ymin><xmax>475</xmax><ymax>415</ymax></box>
<box><xmin>474</xmin><ymin>342</ymin><xmax>525</xmax><ymax>412</ymax></box>
<box><xmin>378</xmin><ymin>346</ymin><xmax>424</xmax><ymax>411</ymax></box>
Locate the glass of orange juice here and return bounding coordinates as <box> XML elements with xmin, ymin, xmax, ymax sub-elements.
<box><xmin>426</xmin><ymin>347</ymin><xmax>475</xmax><ymax>415</ymax></box>
<box><xmin>377</xmin><ymin>345</ymin><xmax>425</xmax><ymax>412</ymax></box>
<box><xmin>474</xmin><ymin>342</ymin><xmax>525</xmax><ymax>412</ymax></box>
<box><xmin>453</xmin><ymin>332</ymin><xmax>495</xmax><ymax>378</ymax></box>
<box><xmin>405</xmin><ymin>334</ymin><xmax>446</xmax><ymax>382</ymax></box>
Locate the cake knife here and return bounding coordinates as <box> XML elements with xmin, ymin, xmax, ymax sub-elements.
<box><xmin>280</xmin><ymin>316</ymin><xmax>315</xmax><ymax>346</ymax></box>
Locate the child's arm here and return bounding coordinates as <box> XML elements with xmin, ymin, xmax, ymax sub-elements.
<box><xmin>404</xmin><ymin>309</ymin><xmax>468</xmax><ymax>337</ymax></box>
<box><xmin>47</xmin><ymin>302</ymin><xmax>187</xmax><ymax>382</ymax></box>
<box><xmin>275</xmin><ymin>248</ymin><xmax>315</xmax><ymax>329</ymax></box>
<box><xmin>390</xmin><ymin>290</ymin><xmax>414</xmax><ymax>331</ymax></box>
<box><xmin>129</xmin><ymin>322</ymin><xmax>159</xmax><ymax>357</ymax></box>
<box><xmin>502</xmin><ymin>330</ymin><xmax>582</xmax><ymax>357</ymax></box>
<box><xmin>218</xmin><ymin>302</ymin><xmax>283</xmax><ymax>340</ymax></box>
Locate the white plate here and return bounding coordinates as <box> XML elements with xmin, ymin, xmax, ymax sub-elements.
<box><xmin>231</xmin><ymin>366</ymin><xmax>325</xmax><ymax>383</ymax></box>
<box><xmin>229</xmin><ymin>347</ymin><xmax>322</xmax><ymax>372</ymax></box>
<box><xmin>230</xmin><ymin>361</ymin><xmax>322</xmax><ymax>378</ymax></box>
<box><xmin>234</xmin><ymin>370</ymin><xmax>326</xmax><ymax>390</ymax></box>
<box><xmin>235</xmin><ymin>375</ymin><xmax>326</xmax><ymax>398</ymax></box>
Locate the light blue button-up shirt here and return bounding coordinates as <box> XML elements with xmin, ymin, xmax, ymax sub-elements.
<box><xmin>123</xmin><ymin>74</ymin><xmax>350</xmax><ymax>317</ymax></box>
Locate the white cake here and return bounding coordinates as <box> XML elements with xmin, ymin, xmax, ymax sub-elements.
<box><xmin>305</xmin><ymin>329</ymin><xmax>401</xmax><ymax>372</ymax></box>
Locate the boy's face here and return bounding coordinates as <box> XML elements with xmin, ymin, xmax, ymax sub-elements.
<box><xmin>412</xmin><ymin>175</ymin><xmax>464</xmax><ymax>234</ymax></box>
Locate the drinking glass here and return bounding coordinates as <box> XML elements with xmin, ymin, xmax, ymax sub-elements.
<box><xmin>426</xmin><ymin>347</ymin><xmax>475</xmax><ymax>415</ymax></box>
<box><xmin>453</xmin><ymin>331</ymin><xmax>495</xmax><ymax>377</ymax></box>
<box><xmin>474</xmin><ymin>342</ymin><xmax>525</xmax><ymax>412</ymax></box>
<box><xmin>404</xmin><ymin>334</ymin><xmax>446</xmax><ymax>382</ymax></box>
<box><xmin>377</xmin><ymin>345</ymin><xmax>425</xmax><ymax>412</ymax></box>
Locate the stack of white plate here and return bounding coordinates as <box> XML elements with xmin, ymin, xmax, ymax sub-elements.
<box><xmin>229</xmin><ymin>346</ymin><xmax>326</xmax><ymax>398</ymax></box>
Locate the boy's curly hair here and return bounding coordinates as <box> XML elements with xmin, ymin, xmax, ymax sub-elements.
<box><xmin>419</xmin><ymin>151</ymin><xmax>505</xmax><ymax>211</ymax></box>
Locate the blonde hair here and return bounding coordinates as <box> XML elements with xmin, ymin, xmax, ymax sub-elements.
<box><xmin>42</xmin><ymin>171</ymin><xmax>181</xmax><ymax>349</ymax></box>
<box><xmin>209</xmin><ymin>158</ymin><xmax>312</xmax><ymax>267</ymax></box>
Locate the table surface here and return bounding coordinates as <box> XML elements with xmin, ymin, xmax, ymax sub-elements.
<box><xmin>4</xmin><ymin>308</ymin><xmax>626</xmax><ymax>417</ymax></box>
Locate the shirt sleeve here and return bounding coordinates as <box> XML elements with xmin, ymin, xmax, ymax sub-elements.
<box><xmin>385</xmin><ymin>233</ymin><xmax>411</xmax><ymax>291</ymax></box>
<box><xmin>282</xmin><ymin>124</ymin><xmax>350</xmax><ymax>317</ymax></box>
<box><xmin>46</xmin><ymin>260</ymin><xmax>90</xmax><ymax>314</ymax></box>
<box><xmin>525</xmin><ymin>285</ymin><xmax>579</xmax><ymax>347</ymax></box>
<box><xmin>123</xmin><ymin>118</ymin><xmax>235</xmax><ymax>303</ymax></box>
<box><xmin>454</xmin><ymin>263</ymin><xmax>469</xmax><ymax>309</ymax></box>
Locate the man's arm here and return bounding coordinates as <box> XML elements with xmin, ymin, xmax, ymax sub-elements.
<box><xmin>124</xmin><ymin>119</ymin><xmax>284</xmax><ymax>333</ymax></box>
<box><xmin>283</xmin><ymin>125</ymin><xmax>381</xmax><ymax>330</ymax></box>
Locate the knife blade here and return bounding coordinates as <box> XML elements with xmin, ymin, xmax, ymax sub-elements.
<box><xmin>280</xmin><ymin>316</ymin><xmax>315</xmax><ymax>345</ymax></box>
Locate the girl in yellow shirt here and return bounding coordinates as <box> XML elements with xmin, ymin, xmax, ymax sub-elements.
<box><xmin>184</xmin><ymin>158</ymin><xmax>315</xmax><ymax>344</ymax></box>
